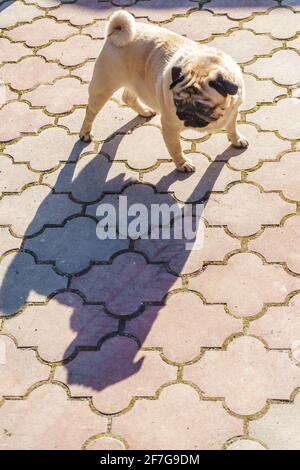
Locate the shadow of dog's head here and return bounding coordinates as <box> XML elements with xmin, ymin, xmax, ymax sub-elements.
<box><xmin>170</xmin><ymin>53</ymin><xmax>239</xmax><ymax>129</ymax></box>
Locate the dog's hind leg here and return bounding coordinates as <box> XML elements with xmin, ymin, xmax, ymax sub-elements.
<box><xmin>122</xmin><ymin>88</ymin><xmax>156</xmax><ymax>118</ymax></box>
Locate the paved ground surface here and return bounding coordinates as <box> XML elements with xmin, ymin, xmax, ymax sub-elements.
<box><xmin>1</xmin><ymin>0</ymin><xmax>300</xmax><ymax>450</ymax></box>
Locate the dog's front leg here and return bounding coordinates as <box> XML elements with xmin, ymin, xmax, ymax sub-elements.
<box><xmin>226</xmin><ymin>110</ymin><xmax>249</xmax><ymax>149</ymax></box>
<box><xmin>161</xmin><ymin>120</ymin><xmax>195</xmax><ymax>172</ymax></box>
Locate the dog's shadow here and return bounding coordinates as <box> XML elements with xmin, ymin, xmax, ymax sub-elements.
<box><xmin>0</xmin><ymin>116</ymin><xmax>246</xmax><ymax>397</ymax></box>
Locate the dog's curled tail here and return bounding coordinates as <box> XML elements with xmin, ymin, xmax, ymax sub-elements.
<box><xmin>106</xmin><ymin>11</ymin><xmax>136</xmax><ymax>47</ymax></box>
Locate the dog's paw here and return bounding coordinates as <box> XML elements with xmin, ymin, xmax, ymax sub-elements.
<box><xmin>231</xmin><ymin>135</ymin><xmax>249</xmax><ymax>149</ymax></box>
<box><xmin>177</xmin><ymin>158</ymin><xmax>196</xmax><ymax>173</ymax></box>
<box><xmin>139</xmin><ymin>107</ymin><xmax>156</xmax><ymax>118</ymax></box>
<box><xmin>79</xmin><ymin>130</ymin><xmax>93</xmax><ymax>143</ymax></box>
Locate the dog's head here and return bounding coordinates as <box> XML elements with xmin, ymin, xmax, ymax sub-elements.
<box><xmin>169</xmin><ymin>57</ymin><xmax>239</xmax><ymax>128</ymax></box>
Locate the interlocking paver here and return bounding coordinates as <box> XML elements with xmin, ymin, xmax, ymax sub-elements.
<box><xmin>7</xmin><ymin>17</ymin><xmax>77</xmax><ymax>47</ymax></box>
<box><xmin>6</xmin><ymin>292</ymin><xmax>118</xmax><ymax>362</ymax></box>
<box><xmin>185</xmin><ymin>336</ymin><xmax>300</xmax><ymax>415</ymax></box>
<box><xmin>55</xmin><ymin>340</ymin><xmax>176</xmax><ymax>413</ymax></box>
<box><xmin>189</xmin><ymin>252</ymin><xmax>300</xmax><ymax>317</ymax></box>
<box><xmin>0</xmin><ymin>56</ymin><xmax>68</xmax><ymax>91</ymax></box>
<box><xmin>126</xmin><ymin>292</ymin><xmax>243</xmax><ymax>363</ymax></box>
<box><xmin>2</xmin><ymin>0</ymin><xmax>300</xmax><ymax>450</ymax></box>
<box><xmin>113</xmin><ymin>384</ymin><xmax>242</xmax><ymax>449</ymax></box>
<box><xmin>0</xmin><ymin>384</ymin><xmax>106</xmax><ymax>450</ymax></box>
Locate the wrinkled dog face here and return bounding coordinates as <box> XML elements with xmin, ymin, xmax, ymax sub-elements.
<box><xmin>170</xmin><ymin>65</ymin><xmax>238</xmax><ymax>128</ymax></box>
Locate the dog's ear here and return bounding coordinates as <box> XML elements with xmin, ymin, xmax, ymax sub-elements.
<box><xmin>209</xmin><ymin>74</ymin><xmax>238</xmax><ymax>97</ymax></box>
<box><xmin>170</xmin><ymin>66</ymin><xmax>184</xmax><ymax>90</ymax></box>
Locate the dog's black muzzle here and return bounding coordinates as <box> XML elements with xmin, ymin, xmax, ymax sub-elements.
<box><xmin>174</xmin><ymin>100</ymin><xmax>216</xmax><ymax>128</ymax></box>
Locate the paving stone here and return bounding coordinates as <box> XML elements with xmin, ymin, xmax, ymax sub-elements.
<box><xmin>0</xmin><ymin>335</ymin><xmax>48</xmax><ymax>397</ymax></box>
<box><xmin>248</xmin><ymin>293</ymin><xmax>300</xmax><ymax>358</ymax></box>
<box><xmin>24</xmin><ymin>216</ymin><xmax>129</xmax><ymax>274</ymax></box>
<box><xmin>0</xmin><ymin>1</ymin><xmax>42</xmax><ymax>28</ymax></box>
<box><xmin>0</xmin><ymin>155</ymin><xmax>37</xmax><ymax>194</ymax></box>
<box><xmin>71</xmin><ymin>62</ymin><xmax>94</xmax><ymax>82</ymax></box>
<box><xmin>185</xmin><ymin>336</ymin><xmax>300</xmax><ymax>416</ymax></box>
<box><xmin>135</xmin><ymin>225</ymin><xmax>240</xmax><ymax>275</ymax></box>
<box><xmin>129</xmin><ymin>0</ymin><xmax>198</xmax><ymax>21</ymax></box>
<box><xmin>6</xmin><ymin>127</ymin><xmax>92</xmax><ymax>171</ymax></box>
<box><xmin>226</xmin><ymin>438</ymin><xmax>266</xmax><ymax>450</ymax></box>
<box><xmin>143</xmin><ymin>154</ymin><xmax>240</xmax><ymax>202</ymax></box>
<box><xmin>241</xmin><ymin>74</ymin><xmax>284</xmax><ymax>111</ymax></box>
<box><xmin>248</xmin><ymin>98</ymin><xmax>300</xmax><ymax>139</ymax></box>
<box><xmin>24</xmin><ymin>0</ymin><xmax>60</xmax><ymax>6</ymax></box>
<box><xmin>0</xmin><ymin>228</ymin><xmax>21</xmax><ymax>255</ymax></box>
<box><xmin>0</xmin><ymin>38</ymin><xmax>32</xmax><ymax>62</ymax></box>
<box><xmin>113</xmin><ymin>384</ymin><xmax>242</xmax><ymax>449</ymax></box>
<box><xmin>245</xmin><ymin>50</ymin><xmax>300</xmax><ymax>86</ymax></box>
<box><xmin>204</xmin><ymin>183</ymin><xmax>295</xmax><ymax>236</ymax></box>
<box><xmin>104</xmin><ymin>125</ymin><xmax>188</xmax><ymax>169</ymax></box>
<box><xmin>0</xmin><ymin>384</ymin><xmax>106</xmax><ymax>450</ymax></box>
<box><xmin>208</xmin><ymin>30</ymin><xmax>280</xmax><ymax>64</ymax></box>
<box><xmin>203</xmin><ymin>0</ymin><xmax>275</xmax><ymax>19</ymax></box>
<box><xmin>246</xmin><ymin>7</ymin><xmax>300</xmax><ymax>39</ymax></box>
<box><xmin>41</xmin><ymin>35</ymin><xmax>103</xmax><ymax>67</ymax></box>
<box><xmin>85</xmin><ymin>437</ymin><xmax>126</xmax><ymax>450</ymax></box>
<box><xmin>197</xmin><ymin>125</ymin><xmax>289</xmax><ymax>170</ymax></box>
<box><xmin>250</xmin><ymin>392</ymin><xmax>300</xmax><ymax>449</ymax></box>
<box><xmin>126</xmin><ymin>292</ymin><xmax>243</xmax><ymax>363</ymax></box>
<box><xmin>249</xmin><ymin>215</ymin><xmax>300</xmax><ymax>275</ymax></box>
<box><xmin>6</xmin><ymin>292</ymin><xmax>118</xmax><ymax>362</ymax></box>
<box><xmin>58</xmin><ymin>101</ymin><xmax>139</xmax><ymax>140</ymax></box>
<box><xmin>0</xmin><ymin>251</ymin><xmax>67</xmax><ymax>316</ymax></box>
<box><xmin>0</xmin><ymin>56</ymin><xmax>68</xmax><ymax>91</ymax></box>
<box><xmin>71</xmin><ymin>252</ymin><xmax>180</xmax><ymax>315</ymax></box>
<box><xmin>7</xmin><ymin>17</ymin><xmax>77</xmax><ymax>47</ymax></box>
<box><xmin>289</xmin><ymin>35</ymin><xmax>300</xmax><ymax>50</ymax></box>
<box><xmin>43</xmin><ymin>153</ymin><xmax>138</xmax><ymax>203</ymax></box>
<box><xmin>82</xmin><ymin>20</ymin><xmax>107</xmax><ymax>39</ymax></box>
<box><xmin>0</xmin><ymin>84</ymin><xmax>18</xmax><ymax>105</ymax></box>
<box><xmin>189</xmin><ymin>252</ymin><xmax>300</xmax><ymax>318</ymax></box>
<box><xmin>166</xmin><ymin>10</ymin><xmax>236</xmax><ymax>41</ymax></box>
<box><xmin>55</xmin><ymin>339</ymin><xmax>176</xmax><ymax>413</ymax></box>
<box><xmin>0</xmin><ymin>185</ymin><xmax>80</xmax><ymax>237</ymax></box>
<box><xmin>50</xmin><ymin>0</ymin><xmax>115</xmax><ymax>25</ymax></box>
<box><xmin>23</xmin><ymin>77</ymin><xmax>88</xmax><ymax>114</ymax></box>
<box><xmin>0</xmin><ymin>102</ymin><xmax>52</xmax><ymax>142</ymax></box>
<box><xmin>250</xmin><ymin>152</ymin><xmax>300</xmax><ymax>201</ymax></box>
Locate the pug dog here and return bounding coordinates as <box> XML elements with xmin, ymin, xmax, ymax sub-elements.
<box><xmin>80</xmin><ymin>10</ymin><xmax>248</xmax><ymax>172</ymax></box>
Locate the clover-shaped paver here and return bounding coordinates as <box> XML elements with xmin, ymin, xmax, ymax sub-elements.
<box><xmin>81</xmin><ymin>20</ymin><xmax>108</xmax><ymax>39</ymax></box>
<box><xmin>225</xmin><ymin>438</ymin><xmax>266</xmax><ymax>450</ymax></box>
<box><xmin>0</xmin><ymin>185</ymin><xmax>80</xmax><ymax>237</ymax></box>
<box><xmin>166</xmin><ymin>10</ymin><xmax>236</xmax><ymax>40</ymax></box>
<box><xmin>241</xmin><ymin>74</ymin><xmax>284</xmax><ymax>111</ymax></box>
<box><xmin>0</xmin><ymin>384</ymin><xmax>106</xmax><ymax>450</ymax></box>
<box><xmin>50</xmin><ymin>0</ymin><xmax>115</xmax><ymax>25</ymax></box>
<box><xmin>43</xmin><ymin>153</ymin><xmax>137</xmax><ymax>203</ymax></box>
<box><xmin>0</xmin><ymin>102</ymin><xmax>52</xmax><ymax>142</ymax></box>
<box><xmin>6</xmin><ymin>127</ymin><xmax>92</xmax><ymax>171</ymax></box>
<box><xmin>71</xmin><ymin>62</ymin><xmax>94</xmax><ymax>82</ymax></box>
<box><xmin>41</xmin><ymin>35</ymin><xmax>103</xmax><ymax>67</ymax></box>
<box><xmin>0</xmin><ymin>38</ymin><xmax>32</xmax><ymax>62</ymax></box>
<box><xmin>84</xmin><ymin>437</ymin><xmax>126</xmax><ymax>451</ymax></box>
<box><xmin>0</xmin><ymin>1</ymin><xmax>41</xmax><ymax>28</ymax></box>
<box><xmin>0</xmin><ymin>251</ymin><xmax>67</xmax><ymax>316</ymax></box>
<box><xmin>246</xmin><ymin>7</ymin><xmax>300</xmax><ymax>39</ymax></box>
<box><xmin>202</xmin><ymin>0</ymin><xmax>274</xmax><ymax>19</ymax></box>
<box><xmin>7</xmin><ymin>17</ymin><xmax>77</xmax><ymax>47</ymax></box>
<box><xmin>249</xmin><ymin>293</ymin><xmax>300</xmax><ymax>359</ymax></box>
<box><xmin>55</xmin><ymin>339</ymin><xmax>175</xmax><ymax>413</ymax></box>
<box><xmin>207</xmin><ymin>30</ymin><xmax>280</xmax><ymax>64</ymax></box>
<box><xmin>0</xmin><ymin>227</ymin><xmax>21</xmax><ymax>256</ymax></box>
<box><xmin>6</xmin><ymin>292</ymin><xmax>118</xmax><ymax>362</ymax></box>
<box><xmin>197</xmin><ymin>125</ymin><xmax>289</xmax><ymax>170</ymax></box>
<box><xmin>251</xmin><ymin>152</ymin><xmax>300</xmax><ymax>201</ymax></box>
<box><xmin>249</xmin><ymin>215</ymin><xmax>300</xmax><ymax>274</ymax></box>
<box><xmin>245</xmin><ymin>50</ymin><xmax>300</xmax><ymax>86</ymax></box>
<box><xmin>143</xmin><ymin>154</ymin><xmax>239</xmax><ymax>202</ymax></box>
<box><xmin>71</xmin><ymin>252</ymin><xmax>180</xmax><ymax>315</ymax></box>
<box><xmin>0</xmin><ymin>154</ymin><xmax>37</xmax><ymax>194</ymax></box>
<box><xmin>248</xmin><ymin>98</ymin><xmax>300</xmax><ymax>139</ymax></box>
<box><xmin>204</xmin><ymin>183</ymin><xmax>295</xmax><ymax>236</ymax></box>
<box><xmin>129</xmin><ymin>0</ymin><xmax>198</xmax><ymax>21</ymax></box>
<box><xmin>23</xmin><ymin>77</ymin><xmax>88</xmax><ymax>114</ymax></box>
<box><xmin>135</xmin><ymin>225</ymin><xmax>240</xmax><ymax>275</ymax></box>
<box><xmin>185</xmin><ymin>336</ymin><xmax>300</xmax><ymax>416</ymax></box>
<box><xmin>189</xmin><ymin>252</ymin><xmax>300</xmax><ymax>317</ymax></box>
<box><xmin>24</xmin><ymin>216</ymin><xmax>130</xmax><ymax>274</ymax></box>
<box><xmin>0</xmin><ymin>56</ymin><xmax>68</xmax><ymax>91</ymax></box>
<box><xmin>126</xmin><ymin>292</ymin><xmax>243</xmax><ymax>362</ymax></box>
<box><xmin>113</xmin><ymin>384</ymin><xmax>242</xmax><ymax>449</ymax></box>
<box><xmin>250</xmin><ymin>392</ymin><xmax>300</xmax><ymax>450</ymax></box>
<box><xmin>0</xmin><ymin>335</ymin><xmax>48</xmax><ymax>397</ymax></box>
